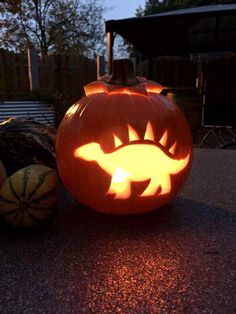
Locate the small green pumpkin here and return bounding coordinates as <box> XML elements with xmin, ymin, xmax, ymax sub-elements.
<box><xmin>0</xmin><ymin>164</ymin><xmax>59</xmax><ymax>227</ymax></box>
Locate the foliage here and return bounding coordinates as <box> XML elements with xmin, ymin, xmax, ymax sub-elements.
<box><xmin>136</xmin><ymin>0</ymin><xmax>236</xmax><ymax>15</ymax></box>
<box><xmin>113</xmin><ymin>35</ymin><xmax>131</xmax><ymax>59</ymax></box>
<box><xmin>0</xmin><ymin>0</ymin><xmax>105</xmax><ymax>57</ymax></box>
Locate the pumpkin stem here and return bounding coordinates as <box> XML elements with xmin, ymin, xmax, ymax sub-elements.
<box><xmin>108</xmin><ymin>59</ymin><xmax>138</xmax><ymax>86</ymax></box>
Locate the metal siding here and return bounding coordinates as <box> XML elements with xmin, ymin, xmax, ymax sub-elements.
<box><xmin>0</xmin><ymin>101</ymin><xmax>55</xmax><ymax>126</ymax></box>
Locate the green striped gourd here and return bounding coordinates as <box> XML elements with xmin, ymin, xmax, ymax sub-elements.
<box><xmin>0</xmin><ymin>164</ymin><xmax>59</xmax><ymax>227</ymax></box>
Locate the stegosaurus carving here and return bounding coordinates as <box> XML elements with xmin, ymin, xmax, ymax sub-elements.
<box><xmin>74</xmin><ymin>122</ymin><xmax>190</xmax><ymax>199</ymax></box>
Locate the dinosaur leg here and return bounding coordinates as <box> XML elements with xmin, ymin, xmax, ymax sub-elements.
<box><xmin>140</xmin><ymin>178</ymin><xmax>159</xmax><ymax>197</ymax></box>
<box><xmin>160</xmin><ymin>174</ymin><xmax>171</xmax><ymax>195</ymax></box>
<box><xmin>107</xmin><ymin>179</ymin><xmax>131</xmax><ymax>199</ymax></box>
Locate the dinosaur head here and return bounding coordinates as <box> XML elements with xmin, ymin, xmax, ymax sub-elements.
<box><xmin>74</xmin><ymin>143</ymin><xmax>102</xmax><ymax>161</ymax></box>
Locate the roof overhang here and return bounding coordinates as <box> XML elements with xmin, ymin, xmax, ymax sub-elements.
<box><xmin>105</xmin><ymin>4</ymin><xmax>236</xmax><ymax>57</ymax></box>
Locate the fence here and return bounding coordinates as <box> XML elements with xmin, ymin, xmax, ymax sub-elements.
<box><xmin>0</xmin><ymin>49</ymin><xmax>29</xmax><ymax>100</ymax></box>
<box><xmin>0</xmin><ymin>48</ymin><xmax>97</xmax><ymax>126</ymax></box>
<box><xmin>136</xmin><ymin>56</ymin><xmax>197</xmax><ymax>88</ymax></box>
<box><xmin>0</xmin><ymin>48</ymin><xmax>97</xmax><ymax>103</ymax></box>
<box><xmin>38</xmin><ymin>53</ymin><xmax>96</xmax><ymax>103</ymax></box>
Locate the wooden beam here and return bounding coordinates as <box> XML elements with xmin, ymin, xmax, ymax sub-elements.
<box><xmin>107</xmin><ymin>32</ymin><xmax>114</xmax><ymax>75</ymax></box>
<box><xmin>27</xmin><ymin>48</ymin><xmax>39</xmax><ymax>91</ymax></box>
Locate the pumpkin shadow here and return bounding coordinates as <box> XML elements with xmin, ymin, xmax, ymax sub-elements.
<box><xmin>54</xmin><ymin>189</ymin><xmax>236</xmax><ymax>241</ymax></box>
<box><xmin>53</xmin><ymin>188</ymin><xmax>177</xmax><ymax>235</ymax></box>
<box><xmin>1</xmin><ymin>187</ymin><xmax>235</xmax><ymax>240</ymax></box>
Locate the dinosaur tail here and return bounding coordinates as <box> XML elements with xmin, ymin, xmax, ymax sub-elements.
<box><xmin>167</xmin><ymin>151</ymin><xmax>191</xmax><ymax>174</ymax></box>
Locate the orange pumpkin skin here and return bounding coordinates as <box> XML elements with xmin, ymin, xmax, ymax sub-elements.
<box><xmin>56</xmin><ymin>78</ymin><xmax>193</xmax><ymax>214</ymax></box>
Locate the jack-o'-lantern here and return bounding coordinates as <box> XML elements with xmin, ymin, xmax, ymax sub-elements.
<box><xmin>56</xmin><ymin>59</ymin><xmax>192</xmax><ymax>214</ymax></box>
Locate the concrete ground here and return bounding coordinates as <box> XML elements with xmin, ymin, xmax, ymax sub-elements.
<box><xmin>0</xmin><ymin>149</ymin><xmax>235</xmax><ymax>313</ymax></box>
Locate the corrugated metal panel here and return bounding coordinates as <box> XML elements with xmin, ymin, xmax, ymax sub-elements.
<box><xmin>0</xmin><ymin>101</ymin><xmax>55</xmax><ymax>126</ymax></box>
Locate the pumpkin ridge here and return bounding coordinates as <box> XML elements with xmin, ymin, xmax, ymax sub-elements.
<box><xmin>8</xmin><ymin>177</ymin><xmax>21</xmax><ymax>202</ymax></box>
<box><xmin>0</xmin><ymin>194</ymin><xmax>18</xmax><ymax>205</ymax></box>
<box><xmin>0</xmin><ymin>207</ymin><xmax>19</xmax><ymax>217</ymax></box>
<box><xmin>26</xmin><ymin>208</ymin><xmax>43</xmax><ymax>223</ymax></box>
<box><xmin>25</xmin><ymin>170</ymin><xmax>54</xmax><ymax>202</ymax></box>
<box><xmin>29</xmin><ymin>187</ymin><xmax>58</xmax><ymax>204</ymax></box>
<box><xmin>22</xmin><ymin>167</ymin><xmax>30</xmax><ymax>201</ymax></box>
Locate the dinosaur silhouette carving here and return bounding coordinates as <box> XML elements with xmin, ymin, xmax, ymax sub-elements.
<box><xmin>74</xmin><ymin>122</ymin><xmax>190</xmax><ymax>199</ymax></box>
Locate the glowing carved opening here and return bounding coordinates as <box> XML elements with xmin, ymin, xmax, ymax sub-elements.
<box><xmin>108</xmin><ymin>168</ymin><xmax>131</xmax><ymax>199</ymax></box>
<box><xmin>144</xmin><ymin>121</ymin><xmax>155</xmax><ymax>141</ymax></box>
<box><xmin>74</xmin><ymin>122</ymin><xmax>190</xmax><ymax>199</ymax></box>
<box><xmin>84</xmin><ymin>82</ymin><xmax>148</xmax><ymax>98</ymax></box>
<box><xmin>145</xmin><ymin>84</ymin><xmax>163</xmax><ymax>94</ymax></box>
<box><xmin>84</xmin><ymin>82</ymin><xmax>108</xmax><ymax>96</ymax></box>
<box><xmin>109</xmin><ymin>89</ymin><xmax>146</xmax><ymax>97</ymax></box>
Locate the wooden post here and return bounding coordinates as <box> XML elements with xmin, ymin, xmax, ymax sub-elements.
<box><xmin>107</xmin><ymin>32</ymin><xmax>114</xmax><ymax>75</ymax></box>
<box><xmin>96</xmin><ymin>55</ymin><xmax>105</xmax><ymax>79</ymax></box>
<box><xmin>27</xmin><ymin>48</ymin><xmax>39</xmax><ymax>91</ymax></box>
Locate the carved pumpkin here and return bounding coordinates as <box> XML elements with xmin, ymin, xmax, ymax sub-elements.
<box><xmin>56</xmin><ymin>59</ymin><xmax>192</xmax><ymax>214</ymax></box>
